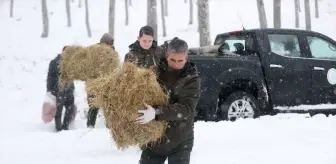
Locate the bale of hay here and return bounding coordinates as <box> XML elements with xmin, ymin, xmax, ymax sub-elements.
<box><xmin>86</xmin><ymin>62</ymin><xmax>168</xmax><ymax>150</ymax></box>
<box><xmin>59</xmin><ymin>44</ymin><xmax>120</xmax><ymax>88</ymax></box>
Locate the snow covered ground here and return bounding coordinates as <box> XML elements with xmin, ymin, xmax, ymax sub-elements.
<box><xmin>0</xmin><ymin>0</ymin><xmax>336</xmax><ymax>163</ymax></box>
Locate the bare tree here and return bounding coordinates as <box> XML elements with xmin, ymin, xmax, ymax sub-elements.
<box><xmin>66</xmin><ymin>0</ymin><xmax>72</xmax><ymax>27</ymax></box>
<box><xmin>125</xmin><ymin>0</ymin><xmax>129</xmax><ymax>25</ymax></box>
<box><xmin>160</xmin><ymin>0</ymin><xmax>167</xmax><ymax>37</ymax></box>
<box><xmin>197</xmin><ymin>0</ymin><xmax>200</xmax><ymax>32</ymax></box>
<box><xmin>129</xmin><ymin>0</ymin><xmax>132</xmax><ymax>6</ymax></box>
<box><xmin>298</xmin><ymin>0</ymin><xmax>301</xmax><ymax>12</ymax></box>
<box><xmin>41</xmin><ymin>0</ymin><xmax>49</xmax><ymax>38</ymax></box>
<box><xmin>273</xmin><ymin>0</ymin><xmax>281</xmax><ymax>28</ymax></box>
<box><xmin>147</xmin><ymin>0</ymin><xmax>150</xmax><ymax>22</ymax></box>
<box><xmin>85</xmin><ymin>0</ymin><xmax>92</xmax><ymax>37</ymax></box>
<box><xmin>164</xmin><ymin>0</ymin><xmax>168</xmax><ymax>16</ymax></box>
<box><xmin>9</xmin><ymin>0</ymin><xmax>14</xmax><ymax>18</ymax></box>
<box><xmin>314</xmin><ymin>0</ymin><xmax>319</xmax><ymax>18</ymax></box>
<box><xmin>256</xmin><ymin>0</ymin><xmax>267</xmax><ymax>28</ymax></box>
<box><xmin>147</xmin><ymin>0</ymin><xmax>158</xmax><ymax>41</ymax></box>
<box><xmin>198</xmin><ymin>0</ymin><xmax>211</xmax><ymax>46</ymax></box>
<box><xmin>78</xmin><ymin>0</ymin><xmax>82</xmax><ymax>8</ymax></box>
<box><xmin>109</xmin><ymin>0</ymin><xmax>116</xmax><ymax>38</ymax></box>
<box><xmin>304</xmin><ymin>0</ymin><xmax>311</xmax><ymax>30</ymax></box>
<box><xmin>188</xmin><ymin>0</ymin><xmax>193</xmax><ymax>25</ymax></box>
<box><xmin>294</xmin><ymin>0</ymin><xmax>300</xmax><ymax>28</ymax></box>
<box><xmin>185</xmin><ymin>0</ymin><xmax>188</xmax><ymax>4</ymax></box>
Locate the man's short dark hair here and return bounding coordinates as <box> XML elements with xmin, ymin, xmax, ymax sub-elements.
<box><xmin>139</xmin><ymin>25</ymin><xmax>154</xmax><ymax>37</ymax></box>
<box><xmin>167</xmin><ymin>37</ymin><xmax>188</xmax><ymax>54</ymax></box>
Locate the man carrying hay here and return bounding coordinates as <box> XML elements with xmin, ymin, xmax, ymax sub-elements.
<box><xmin>136</xmin><ymin>38</ymin><xmax>201</xmax><ymax>164</ymax></box>
<box><xmin>46</xmin><ymin>46</ymin><xmax>76</xmax><ymax>131</ymax></box>
<box><xmin>124</xmin><ymin>25</ymin><xmax>166</xmax><ymax>68</ymax></box>
<box><xmin>86</xmin><ymin>33</ymin><xmax>115</xmax><ymax>128</ymax></box>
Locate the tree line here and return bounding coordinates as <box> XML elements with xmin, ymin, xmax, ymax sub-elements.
<box><xmin>258</xmin><ymin>0</ymin><xmax>320</xmax><ymax>31</ymax></box>
<box><xmin>8</xmin><ymin>0</ymin><xmax>321</xmax><ymax>47</ymax></box>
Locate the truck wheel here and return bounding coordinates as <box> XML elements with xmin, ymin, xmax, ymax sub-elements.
<box><xmin>219</xmin><ymin>91</ymin><xmax>260</xmax><ymax>121</ymax></box>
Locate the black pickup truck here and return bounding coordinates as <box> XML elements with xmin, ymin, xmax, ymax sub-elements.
<box><xmin>189</xmin><ymin>28</ymin><xmax>336</xmax><ymax>121</ymax></box>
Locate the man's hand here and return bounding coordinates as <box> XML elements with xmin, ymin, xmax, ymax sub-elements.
<box><xmin>135</xmin><ymin>103</ymin><xmax>156</xmax><ymax>124</ymax></box>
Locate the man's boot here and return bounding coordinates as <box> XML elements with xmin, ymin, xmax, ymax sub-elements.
<box><xmin>87</xmin><ymin>108</ymin><xmax>99</xmax><ymax>128</ymax></box>
<box><xmin>55</xmin><ymin>115</ymin><xmax>63</xmax><ymax>132</ymax></box>
<box><xmin>63</xmin><ymin>104</ymin><xmax>74</xmax><ymax>130</ymax></box>
<box><xmin>55</xmin><ymin>93</ymin><xmax>64</xmax><ymax>132</ymax></box>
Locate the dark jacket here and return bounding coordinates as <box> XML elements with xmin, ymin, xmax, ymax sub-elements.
<box><xmin>124</xmin><ymin>40</ymin><xmax>166</xmax><ymax>69</ymax></box>
<box><xmin>147</xmin><ymin>58</ymin><xmax>201</xmax><ymax>153</ymax></box>
<box><xmin>46</xmin><ymin>54</ymin><xmax>74</xmax><ymax>96</ymax></box>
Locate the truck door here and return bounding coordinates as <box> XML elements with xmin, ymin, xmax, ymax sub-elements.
<box><xmin>302</xmin><ymin>33</ymin><xmax>336</xmax><ymax>105</ymax></box>
<box><xmin>260</xmin><ymin>31</ymin><xmax>312</xmax><ymax>107</ymax></box>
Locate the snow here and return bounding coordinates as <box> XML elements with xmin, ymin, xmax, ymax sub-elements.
<box><xmin>0</xmin><ymin>0</ymin><xmax>336</xmax><ymax>164</ymax></box>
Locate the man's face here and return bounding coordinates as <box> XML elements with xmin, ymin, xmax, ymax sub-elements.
<box><xmin>138</xmin><ymin>34</ymin><xmax>153</xmax><ymax>50</ymax></box>
<box><xmin>166</xmin><ymin>52</ymin><xmax>187</xmax><ymax>70</ymax></box>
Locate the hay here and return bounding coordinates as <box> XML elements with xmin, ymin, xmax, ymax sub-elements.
<box><xmin>59</xmin><ymin>44</ymin><xmax>120</xmax><ymax>88</ymax></box>
<box><xmin>87</xmin><ymin>62</ymin><xmax>168</xmax><ymax>150</ymax></box>
<box><xmin>58</xmin><ymin>44</ymin><xmax>167</xmax><ymax>150</ymax></box>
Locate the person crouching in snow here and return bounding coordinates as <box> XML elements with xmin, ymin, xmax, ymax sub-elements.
<box><xmin>46</xmin><ymin>46</ymin><xmax>76</xmax><ymax>131</ymax></box>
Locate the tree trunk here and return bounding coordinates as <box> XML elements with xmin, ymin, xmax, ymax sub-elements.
<box><xmin>185</xmin><ymin>0</ymin><xmax>188</xmax><ymax>4</ymax></box>
<box><xmin>147</xmin><ymin>0</ymin><xmax>150</xmax><ymax>23</ymax></box>
<box><xmin>188</xmin><ymin>0</ymin><xmax>193</xmax><ymax>25</ymax></box>
<box><xmin>273</xmin><ymin>0</ymin><xmax>281</xmax><ymax>28</ymax></box>
<box><xmin>298</xmin><ymin>0</ymin><xmax>301</xmax><ymax>12</ymax></box>
<box><xmin>198</xmin><ymin>0</ymin><xmax>211</xmax><ymax>46</ymax></box>
<box><xmin>78</xmin><ymin>0</ymin><xmax>82</xmax><ymax>8</ymax></box>
<box><xmin>109</xmin><ymin>0</ymin><xmax>116</xmax><ymax>38</ymax></box>
<box><xmin>160</xmin><ymin>0</ymin><xmax>167</xmax><ymax>37</ymax></box>
<box><xmin>129</xmin><ymin>0</ymin><xmax>132</xmax><ymax>6</ymax></box>
<box><xmin>256</xmin><ymin>0</ymin><xmax>267</xmax><ymax>28</ymax></box>
<box><xmin>41</xmin><ymin>0</ymin><xmax>49</xmax><ymax>38</ymax></box>
<box><xmin>66</xmin><ymin>0</ymin><xmax>72</xmax><ymax>27</ymax></box>
<box><xmin>147</xmin><ymin>0</ymin><xmax>158</xmax><ymax>41</ymax></box>
<box><xmin>10</xmin><ymin>0</ymin><xmax>14</xmax><ymax>18</ymax></box>
<box><xmin>197</xmin><ymin>0</ymin><xmax>200</xmax><ymax>32</ymax></box>
<box><xmin>305</xmin><ymin>0</ymin><xmax>311</xmax><ymax>30</ymax></box>
<box><xmin>314</xmin><ymin>0</ymin><xmax>319</xmax><ymax>18</ymax></box>
<box><xmin>164</xmin><ymin>0</ymin><xmax>168</xmax><ymax>16</ymax></box>
<box><xmin>85</xmin><ymin>0</ymin><xmax>92</xmax><ymax>37</ymax></box>
<box><xmin>125</xmin><ymin>0</ymin><xmax>129</xmax><ymax>25</ymax></box>
<box><xmin>294</xmin><ymin>0</ymin><xmax>300</xmax><ymax>28</ymax></box>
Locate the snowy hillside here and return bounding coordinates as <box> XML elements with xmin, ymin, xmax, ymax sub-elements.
<box><xmin>0</xmin><ymin>0</ymin><xmax>336</xmax><ymax>163</ymax></box>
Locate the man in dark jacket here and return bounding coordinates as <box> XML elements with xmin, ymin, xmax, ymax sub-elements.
<box><xmin>136</xmin><ymin>38</ymin><xmax>201</xmax><ymax>164</ymax></box>
<box><xmin>124</xmin><ymin>25</ymin><xmax>166</xmax><ymax>69</ymax></box>
<box><xmin>46</xmin><ymin>46</ymin><xmax>75</xmax><ymax>131</ymax></box>
<box><xmin>86</xmin><ymin>33</ymin><xmax>115</xmax><ymax>128</ymax></box>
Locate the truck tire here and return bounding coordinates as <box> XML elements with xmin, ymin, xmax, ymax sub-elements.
<box><xmin>219</xmin><ymin>91</ymin><xmax>260</xmax><ymax>121</ymax></box>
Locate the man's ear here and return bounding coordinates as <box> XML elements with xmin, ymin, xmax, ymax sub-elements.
<box><xmin>137</xmin><ymin>36</ymin><xmax>140</xmax><ymax>41</ymax></box>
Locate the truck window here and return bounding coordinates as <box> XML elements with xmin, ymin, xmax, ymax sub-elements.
<box><xmin>214</xmin><ymin>33</ymin><xmax>255</xmax><ymax>55</ymax></box>
<box><xmin>306</xmin><ymin>36</ymin><xmax>336</xmax><ymax>59</ymax></box>
<box><xmin>268</xmin><ymin>34</ymin><xmax>301</xmax><ymax>58</ymax></box>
